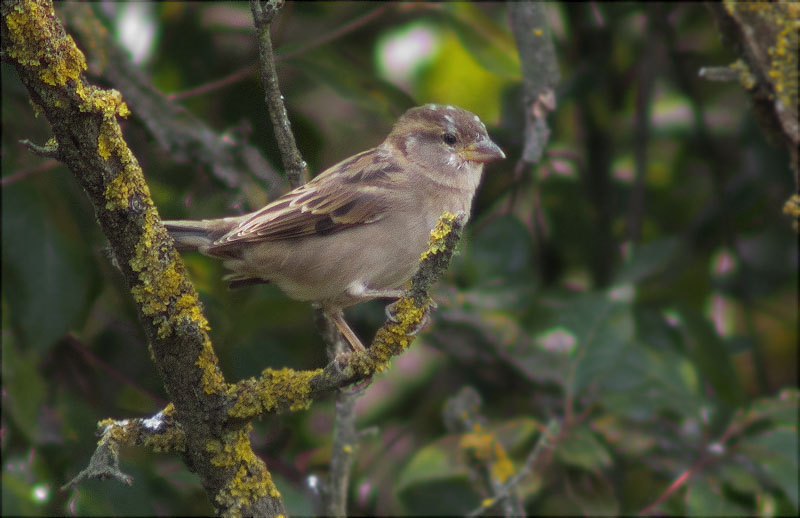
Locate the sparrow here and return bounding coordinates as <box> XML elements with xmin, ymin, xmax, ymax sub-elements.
<box><xmin>163</xmin><ymin>104</ymin><xmax>505</xmax><ymax>351</ymax></box>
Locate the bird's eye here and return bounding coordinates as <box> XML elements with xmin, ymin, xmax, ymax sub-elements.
<box><xmin>443</xmin><ymin>132</ymin><xmax>457</xmax><ymax>146</ymax></box>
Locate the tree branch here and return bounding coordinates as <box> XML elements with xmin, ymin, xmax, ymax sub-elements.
<box><xmin>1</xmin><ymin>2</ymin><xmax>284</xmax><ymax>515</ymax></box>
<box><xmin>466</xmin><ymin>419</ymin><xmax>560</xmax><ymax>518</ymax></box>
<box><xmin>324</xmin><ymin>386</ymin><xmax>364</xmax><ymax>517</ymax></box>
<box><xmin>250</xmin><ymin>0</ymin><xmax>308</xmax><ymax>188</ymax></box>
<box><xmin>62</xmin><ymin>404</ymin><xmax>184</xmax><ymax>490</ymax></box>
<box><xmin>706</xmin><ymin>1</ymin><xmax>798</xmax><ymax>181</ymax></box>
<box><xmin>509</xmin><ymin>1</ymin><xmax>560</xmax><ymax>165</ymax></box>
<box><xmin>59</xmin><ymin>2</ymin><xmax>286</xmax><ymax>204</ymax></box>
<box><xmin>627</xmin><ymin>4</ymin><xmax>662</xmax><ymax>243</ymax></box>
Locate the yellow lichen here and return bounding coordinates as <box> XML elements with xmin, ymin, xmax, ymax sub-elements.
<box><xmin>4</xmin><ymin>0</ymin><xmax>87</xmax><ymax>86</ymax></box>
<box><xmin>764</xmin><ymin>3</ymin><xmax>798</xmax><ymax>111</ymax></box>
<box><xmin>420</xmin><ymin>212</ymin><xmax>457</xmax><ymax>261</ymax></box>
<box><xmin>142</xmin><ymin>405</ymin><xmax>185</xmax><ymax>453</ymax></box>
<box><xmin>208</xmin><ymin>426</ymin><xmax>280</xmax><ymax>516</ymax></box>
<box><xmin>144</xmin><ymin>424</ymin><xmax>186</xmax><ymax>453</ymax></box>
<box><xmin>129</xmin><ymin>211</ymin><xmax>199</xmax><ymax>326</ymax></box>
<box><xmin>104</xmin><ymin>173</ymin><xmax>130</xmax><ymax>210</ymax></box>
<box><xmin>97</xmin><ymin>417</ymin><xmax>115</xmax><ymax>429</ymax></box>
<box><xmin>129</xmin><ymin>242</ymin><xmax>182</xmax><ymax>317</ymax></box>
<box><xmin>196</xmin><ymin>338</ymin><xmax>226</xmax><ymax>394</ymax></box>
<box><xmin>726</xmin><ymin>0</ymin><xmax>798</xmax><ymax>115</ymax></box>
<box><xmin>783</xmin><ymin>193</ymin><xmax>800</xmax><ymax>232</ymax></box>
<box><xmin>228</xmin><ymin>367</ymin><xmax>321</xmax><ymax>418</ymax></box>
<box><xmin>460</xmin><ymin>423</ymin><xmax>515</xmax><ymax>484</ymax></box>
<box><xmin>128</xmin><ymin>207</ymin><xmax>217</xmax><ymax>391</ymax></box>
<box><xmin>729</xmin><ymin>59</ymin><xmax>756</xmax><ymax>90</ymax></box>
<box><xmin>28</xmin><ymin>97</ymin><xmax>43</xmax><ymax>118</ymax></box>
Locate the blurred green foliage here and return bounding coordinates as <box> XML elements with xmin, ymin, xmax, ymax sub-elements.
<box><xmin>1</xmin><ymin>2</ymin><xmax>797</xmax><ymax>516</ymax></box>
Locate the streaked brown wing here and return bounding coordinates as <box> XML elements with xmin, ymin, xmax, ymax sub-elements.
<box><xmin>210</xmin><ymin>148</ymin><xmax>396</xmax><ymax>248</ymax></box>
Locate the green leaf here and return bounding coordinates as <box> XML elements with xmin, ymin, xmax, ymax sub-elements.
<box><xmin>566</xmin><ymin>294</ymin><xmax>635</xmax><ymax>394</ymax></box>
<box><xmin>489</xmin><ymin>417</ymin><xmax>541</xmax><ymax>455</ymax></box>
<box><xmin>677</xmin><ymin>308</ymin><xmax>746</xmax><ymax>408</ymax></box>
<box><xmin>719</xmin><ymin>462</ymin><xmax>763</xmax><ymax>495</ymax></box>
<box><xmin>742</xmin><ymin>388</ymin><xmax>799</xmax><ymax>427</ymax></box>
<box><xmin>613</xmin><ymin>237</ymin><xmax>680</xmax><ymax>284</ymax></box>
<box><xmin>1</xmin><ymin>183</ymin><xmax>92</xmax><ymax>351</ymax></box>
<box><xmin>1</xmin><ymin>336</ymin><xmax>46</xmax><ymax>441</ymax></box>
<box><xmin>592</xmin><ymin>415</ymin><xmax>656</xmax><ymax>456</ymax></box>
<box><xmin>745</xmin><ymin>429</ymin><xmax>799</xmax><ymax>509</ymax></box>
<box><xmin>1</xmin><ymin>469</ymin><xmax>37</xmax><ymax>516</ymax></box>
<box><xmin>398</xmin><ymin>478</ymin><xmax>480</xmax><ymax>516</ymax></box>
<box><xmin>599</xmin><ymin>346</ymin><xmax>705</xmax><ymax>420</ymax></box>
<box><xmin>439</xmin><ymin>3</ymin><xmax>520</xmax><ymax>78</ymax></box>
<box><xmin>687</xmin><ymin>476</ymin><xmax>749</xmax><ymax>516</ymax></box>
<box><xmin>395</xmin><ymin>435</ymin><xmax>479</xmax><ymax>515</ymax></box>
<box><xmin>555</xmin><ymin>426</ymin><xmax>612</xmax><ymax>472</ymax></box>
<box><xmin>567</xmin><ymin>470</ymin><xmax>619</xmax><ymax>516</ymax></box>
<box><xmin>395</xmin><ymin>435</ymin><xmax>469</xmax><ymax>492</ymax></box>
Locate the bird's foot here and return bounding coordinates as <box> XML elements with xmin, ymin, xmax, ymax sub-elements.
<box><xmin>384</xmin><ymin>299</ymin><xmax>437</xmax><ymax>335</ymax></box>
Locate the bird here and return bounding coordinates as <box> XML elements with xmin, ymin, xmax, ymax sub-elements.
<box><xmin>163</xmin><ymin>104</ymin><xmax>505</xmax><ymax>351</ymax></box>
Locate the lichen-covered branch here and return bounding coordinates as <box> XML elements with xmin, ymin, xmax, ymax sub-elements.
<box><xmin>62</xmin><ymin>404</ymin><xmax>185</xmax><ymax>490</ymax></box>
<box><xmin>508</xmin><ymin>1</ymin><xmax>561</xmax><ymax>280</ymax></box>
<box><xmin>250</xmin><ymin>0</ymin><xmax>309</xmax><ymax>188</ymax></box>
<box><xmin>706</xmin><ymin>1</ymin><xmax>799</xmax><ymax>184</ymax></box>
<box><xmin>627</xmin><ymin>4</ymin><xmax>662</xmax><ymax>243</ymax></box>
<box><xmin>59</xmin><ymin>2</ymin><xmax>286</xmax><ymax>203</ymax></box>
<box><xmin>444</xmin><ymin>387</ymin><xmax>523</xmax><ymax>518</ymax></box>
<box><xmin>509</xmin><ymin>1</ymin><xmax>560</xmax><ymax>164</ymax></box>
<box><xmin>465</xmin><ymin>419</ymin><xmax>560</xmax><ymax>518</ymax></box>
<box><xmin>1</xmin><ymin>2</ymin><xmax>284</xmax><ymax>515</ymax></box>
<box><xmin>324</xmin><ymin>386</ymin><xmax>363</xmax><ymax>517</ymax></box>
<box><xmin>225</xmin><ymin>213</ymin><xmax>467</xmax><ymax>422</ymax></box>
<box><xmin>442</xmin><ymin>388</ymin><xmax>562</xmax><ymax>518</ymax></box>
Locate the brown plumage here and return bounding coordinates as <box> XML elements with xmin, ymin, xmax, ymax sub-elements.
<box><xmin>163</xmin><ymin>104</ymin><xmax>505</xmax><ymax>351</ymax></box>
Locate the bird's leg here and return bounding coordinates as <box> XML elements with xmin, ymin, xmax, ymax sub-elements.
<box><xmin>325</xmin><ymin>308</ymin><xmax>366</xmax><ymax>352</ymax></box>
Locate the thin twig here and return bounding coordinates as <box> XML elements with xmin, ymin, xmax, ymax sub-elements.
<box><xmin>276</xmin><ymin>4</ymin><xmax>391</xmax><ymax>63</ymax></box>
<box><xmin>467</xmin><ymin>419</ymin><xmax>560</xmax><ymax>518</ymax></box>
<box><xmin>166</xmin><ymin>6</ymin><xmax>391</xmax><ymax>103</ymax></box>
<box><xmin>65</xmin><ymin>334</ymin><xmax>165</xmax><ymax>406</ymax></box>
<box><xmin>167</xmin><ymin>64</ymin><xmax>257</xmax><ymax>101</ymax></box>
<box><xmin>444</xmin><ymin>387</ymin><xmax>524</xmax><ymax>518</ymax></box>
<box><xmin>249</xmin><ymin>0</ymin><xmax>308</xmax><ymax>188</ymax></box>
<box><xmin>638</xmin><ymin>410</ymin><xmax>742</xmax><ymax>516</ymax></box>
<box><xmin>61</xmin><ymin>3</ymin><xmax>285</xmax><ymax>201</ymax></box>
<box><xmin>19</xmin><ymin>138</ymin><xmax>60</xmax><ymax>159</ymax></box>
<box><xmin>1</xmin><ymin>158</ymin><xmax>60</xmax><ymax>186</ymax></box>
<box><xmin>313</xmin><ymin>308</ymin><xmax>368</xmax><ymax>517</ymax></box>
<box><xmin>626</xmin><ymin>4</ymin><xmax>661</xmax><ymax>243</ymax></box>
<box><xmin>509</xmin><ymin>1</ymin><xmax>560</xmax><ymax>164</ymax></box>
<box><xmin>326</xmin><ymin>386</ymin><xmax>365</xmax><ymax>517</ymax></box>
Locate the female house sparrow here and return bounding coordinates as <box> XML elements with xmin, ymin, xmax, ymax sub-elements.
<box><xmin>164</xmin><ymin>104</ymin><xmax>505</xmax><ymax>351</ymax></box>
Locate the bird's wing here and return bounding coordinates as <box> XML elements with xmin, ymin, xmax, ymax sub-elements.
<box><xmin>210</xmin><ymin>148</ymin><xmax>400</xmax><ymax>248</ymax></box>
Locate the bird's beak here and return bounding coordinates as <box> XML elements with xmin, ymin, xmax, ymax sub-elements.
<box><xmin>461</xmin><ymin>138</ymin><xmax>506</xmax><ymax>163</ymax></box>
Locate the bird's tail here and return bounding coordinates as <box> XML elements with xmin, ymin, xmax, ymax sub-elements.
<box><xmin>162</xmin><ymin>218</ymin><xmax>237</xmax><ymax>252</ymax></box>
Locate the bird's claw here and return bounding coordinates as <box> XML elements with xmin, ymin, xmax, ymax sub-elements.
<box><xmin>385</xmin><ymin>299</ymin><xmax>436</xmax><ymax>335</ymax></box>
